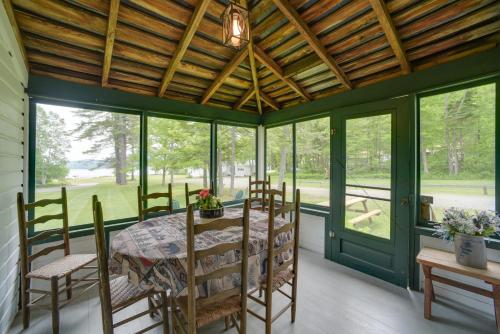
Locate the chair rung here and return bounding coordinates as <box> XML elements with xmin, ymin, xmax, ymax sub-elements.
<box><xmin>247</xmin><ymin>293</ymin><xmax>266</xmax><ymax>306</ymax></box>
<box><xmin>247</xmin><ymin>308</ymin><xmax>266</xmax><ymax>322</ymax></box>
<box><xmin>271</xmin><ymin>301</ymin><xmax>293</xmax><ymax>323</ymax></box>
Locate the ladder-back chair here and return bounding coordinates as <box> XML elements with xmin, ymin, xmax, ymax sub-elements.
<box><xmin>248</xmin><ymin>175</ymin><xmax>271</xmax><ymax>211</ymax></box>
<box><xmin>16</xmin><ymin>188</ymin><xmax>98</xmax><ymax>334</ymax></box>
<box><xmin>171</xmin><ymin>201</ymin><xmax>250</xmax><ymax>334</ymax></box>
<box><xmin>268</xmin><ymin>182</ymin><xmax>286</xmax><ymax>219</ymax></box>
<box><xmin>138</xmin><ymin>185</ymin><xmax>173</xmax><ymax>221</ymax></box>
<box><xmin>247</xmin><ymin>189</ymin><xmax>301</xmax><ymax>334</ymax></box>
<box><xmin>92</xmin><ymin>195</ymin><xmax>169</xmax><ymax>334</ymax></box>
<box><xmin>185</xmin><ymin>181</ymin><xmax>213</xmax><ymax>207</ymax></box>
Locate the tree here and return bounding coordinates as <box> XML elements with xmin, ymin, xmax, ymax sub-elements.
<box><xmin>35</xmin><ymin>106</ymin><xmax>69</xmax><ymax>185</ymax></box>
<box><xmin>74</xmin><ymin>110</ymin><xmax>139</xmax><ymax>185</ymax></box>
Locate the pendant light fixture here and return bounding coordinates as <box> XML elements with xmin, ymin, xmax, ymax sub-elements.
<box><xmin>221</xmin><ymin>1</ymin><xmax>249</xmax><ymax>50</ymax></box>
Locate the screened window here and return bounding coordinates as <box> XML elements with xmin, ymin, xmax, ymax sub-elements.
<box><xmin>266</xmin><ymin>125</ymin><xmax>294</xmax><ymax>201</ymax></box>
<box><xmin>147</xmin><ymin>117</ymin><xmax>211</xmax><ymax>208</ymax></box>
<box><xmin>296</xmin><ymin>117</ymin><xmax>330</xmax><ymax>206</ymax></box>
<box><xmin>419</xmin><ymin>83</ymin><xmax>496</xmax><ymax>222</ymax></box>
<box><xmin>34</xmin><ymin>104</ymin><xmax>140</xmax><ymax>229</ymax></box>
<box><xmin>216</xmin><ymin>125</ymin><xmax>256</xmax><ymax>202</ymax></box>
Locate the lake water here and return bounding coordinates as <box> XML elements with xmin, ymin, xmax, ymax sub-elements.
<box><xmin>67</xmin><ymin>168</ymin><xmax>114</xmax><ymax>179</ymax></box>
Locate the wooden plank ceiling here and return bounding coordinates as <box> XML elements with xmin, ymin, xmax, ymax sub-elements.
<box><xmin>6</xmin><ymin>0</ymin><xmax>500</xmax><ymax>114</ymax></box>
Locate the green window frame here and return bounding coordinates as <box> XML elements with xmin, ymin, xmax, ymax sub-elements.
<box><xmin>27</xmin><ymin>100</ymin><xmax>258</xmax><ymax>241</ymax></box>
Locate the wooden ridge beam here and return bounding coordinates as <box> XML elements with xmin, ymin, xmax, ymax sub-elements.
<box><xmin>158</xmin><ymin>0</ymin><xmax>211</xmax><ymax>96</ymax></box>
<box><xmin>102</xmin><ymin>0</ymin><xmax>120</xmax><ymax>86</ymax></box>
<box><xmin>234</xmin><ymin>87</ymin><xmax>255</xmax><ymax>110</ymax></box>
<box><xmin>3</xmin><ymin>0</ymin><xmax>29</xmax><ymax>69</ymax></box>
<box><xmin>260</xmin><ymin>91</ymin><xmax>279</xmax><ymax>110</ymax></box>
<box><xmin>271</xmin><ymin>0</ymin><xmax>352</xmax><ymax>89</ymax></box>
<box><xmin>201</xmin><ymin>47</ymin><xmax>249</xmax><ymax>104</ymax></box>
<box><xmin>369</xmin><ymin>0</ymin><xmax>411</xmax><ymax>74</ymax></box>
<box><xmin>243</xmin><ymin>0</ymin><xmax>262</xmax><ymax>114</ymax></box>
<box><xmin>254</xmin><ymin>45</ymin><xmax>311</xmax><ymax>101</ymax></box>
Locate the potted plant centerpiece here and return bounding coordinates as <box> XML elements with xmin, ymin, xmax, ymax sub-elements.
<box><xmin>196</xmin><ymin>189</ymin><xmax>224</xmax><ymax>219</ymax></box>
<box><xmin>434</xmin><ymin>208</ymin><xmax>500</xmax><ymax>269</ymax></box>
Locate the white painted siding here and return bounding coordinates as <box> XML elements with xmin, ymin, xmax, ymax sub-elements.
<box><xmin>0</xmin><ymin>4</ymin><xmax>28</xmax><ymax>334</ymax></box>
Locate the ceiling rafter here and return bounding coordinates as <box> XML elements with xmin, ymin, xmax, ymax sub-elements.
<box><xmin>158</xmin><ymin>0</ymin><xmax>211</xmax><ymax>97</ymax></box>
<box><xmin>234</xmin><ymin>87</ymin><xmax>255</xmax><ymax>110</ymax></box>
<box><xmin>102</xmin><ymin>0</ymin><xmax>120</xmax><ymax>87</ymax></box>
<box><xmin>260</xmin><ymin>90</ymin><xmax>280</xmax><ymax>110</ymax></box>
<box><xmin>254</xmin><ymin>44</ymin><xmax>311</xmax><ymax>101</ymax></box>
<box><xmin>3</xmin><ymin>0</ymin><xmax>29</xmax><ymax>69</ymax></box>
<box><xmin>243</xmin><ymin>0</ymin><xmax>263</xmax><ymax>114</ymax></box>
<box><xmin>369</xmin><ymin>0</ymin><xmax>411</xmax><ymax>74</ymax></box>
<box><xmin>200</xmin><ymin>47</ymin><xmax>249</xmax><ymax>104</ymax></box>
<box><xmin>271</xmin><ymin>0</ymin><xmax>352</xmax><ymax>89</ymax></box>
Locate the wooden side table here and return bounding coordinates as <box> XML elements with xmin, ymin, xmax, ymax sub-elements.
<box><xmin>417</xmin><ymin>247</ymin><xmax>500</xmax><ymax>334</ymax></box>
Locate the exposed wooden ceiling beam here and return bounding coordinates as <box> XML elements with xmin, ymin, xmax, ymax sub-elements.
<box><xmin>2</xmin><ymin>0</ymin><xmax>29</xmax><ymax>69</ymax></box>
<box><xmin>158</xmin><ymin>0</ymin><xmax>211</xmax><ymax>96</ymax></box>
<box><xmin>271</xmin><ymin>0</ymin><xmax>352</xmax><ymax>89</ymax></box>
<box><xmin>254</xmin><ymin>45</ymin><xmax>311</xmax><ymax>101</ymax></box>
<box><xmin>102</xmin><ymin>0</ymin><xmax>120</xmax><ymax>86</ymax></box>
<box><xmin>201</xmin><ymin>47</ymin><xmax>249</xmax><ymax>104</ymax></box>
<box><xmin>234</xmin><ymin>87</ymin><xmax>255</xmax><ymax>110</ymax></box>
<box><xmin>260</xmin><ymin>91</ymin><xmax>280</xmax><ymax>110</ymax></box>
<box><xmin>243</xmin><ymin>0</ymin><xmax>263</xmax><ymax>114</ymax></box>
<box><xmin>369</xmin><ymin>0</ymin><xmax>411</xmax><ymax>74</ymax></box>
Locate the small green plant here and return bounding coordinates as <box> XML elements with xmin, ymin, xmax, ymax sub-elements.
<box><xmin>434</xmin><ymin>207</ymin><xmax>500</xmax><ymax>240</ymax></box>
<box><xmin>196</xmin><ymin>189</ymin><xmax>223</xmax><ymax>210</ymax></box>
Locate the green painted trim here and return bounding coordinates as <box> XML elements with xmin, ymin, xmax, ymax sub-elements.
<box><xmin>263</xmin><ymin>47</ymin><xmax>500</xmax><ymax>126</ymax></box>
<box><xmin>28</xmin><ymin>75</ymin><xmax>261</xmax><ymax>126</ymax></box>
<box><xmin>496</xmin><ymin>78</ymin><xmax>500</xmax><ymax>213</ymax></box>
<box><xmin>211</xmin><ymin>122</ymin><xmax>217</xmax><ymax>195</ymax></box>
<box><xmin>292</xmin><ymin>123</ymin><xmax>296</xmax><ymax>203</ymax></box>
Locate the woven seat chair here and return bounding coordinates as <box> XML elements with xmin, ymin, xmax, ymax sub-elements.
<box><xmin>92</xmin><ymin>195</ymin><xmax>169</xmax><ymax>334</ymax></box>
<box><xmin>247</xmin><ymin>189</ymin><xmax>301</xmax><ymax>334</ymax></box>
<box><xmin>138</xmin><ymin>185</ymin><xmax>173</xmax><ymax>222</ymax></box>
<box><xmin>185</xmin><ymin>182</ymin><xmax>213</xmax><ymax>207</ymax></box>
<box><xmin>171</xmin><ymin>201</ymin><xmax>250</xmax><ymax>334</ymax></box>
<box><xmin>248</xmin><ymin>175</ymin><xmax>271</xmax><ymax>211</ymax></box>
<box><xmin>16</xmin><ymin>188</ymin><xmax>98</xmax><ymax>334</ymax></box>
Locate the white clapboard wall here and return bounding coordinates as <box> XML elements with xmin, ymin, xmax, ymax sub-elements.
<box><xmin>0</xmin><ymin>4</ymin><xmax>28</xmax><ymax>334</ymax></box>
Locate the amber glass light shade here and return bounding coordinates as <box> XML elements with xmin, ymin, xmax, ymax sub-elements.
<box><xmin>221</xmin><ymin>2</ymin><xmax>249</xmax><ymax>50</ymax></box>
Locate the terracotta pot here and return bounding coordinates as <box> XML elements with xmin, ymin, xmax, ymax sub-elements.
<box><xmin>453</xmin><ymin>233</ymin><xmax>487</xmax><ymax>269</ymax></box>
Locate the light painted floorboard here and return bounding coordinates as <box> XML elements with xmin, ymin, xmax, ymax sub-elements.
<box><xmin>9</xmin><ymin>249</ymin><xmax>496</xmax><ymax>333</ymax></box>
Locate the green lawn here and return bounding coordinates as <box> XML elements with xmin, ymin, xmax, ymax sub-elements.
<box><xmin>34</xmin><ymin>174</ymin><xmax>495</xmax><ymax>238</ymax></box>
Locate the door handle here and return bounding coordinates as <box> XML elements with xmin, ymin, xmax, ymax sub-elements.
<box><xmin>400</xmin><ymin>197</ymin><xmax>409</xmax><ymax>206</ymax></box>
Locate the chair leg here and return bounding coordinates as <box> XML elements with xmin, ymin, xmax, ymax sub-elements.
<box><xmin>51</xmin><ymin>277</ymin><xmax>60</xmax><ymax>334</ymax></box>
<box><xmin>225</xmin><ymin>316</ymin><xmax>230</xmax><ymax>330</ymax></box>
<box><xmin>161</xmin><ymin>292</ymin><xmax>170</xmax><ymax>334</ymax></box>
<box><xmin>291</xmin><ymin>277</ymin><xmax>298</xmax><ymax>323</ymax></box>
<box><xmin>265</xmin><ymin>288</ymin><xmax>272</xmax><ymax>334</ymax></box>
<box><xmin>21</xmin><ymin>276</ymin><xmax>30</xmax><ymax>329</ymax></box>
<box><xmin>65</xmin><ymin>274</ymin><xmax>72</xmax><ymax>300</ymax></box>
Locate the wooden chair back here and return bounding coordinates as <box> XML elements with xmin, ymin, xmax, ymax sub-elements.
<box><xmin>265</xmin><ymin>189</ymin><xmax>300</xmax><ymax>292</ymax></box>
<box><xmin>137</xmin><ymin>185</ymin><xmax>173</xmax><ymax>221</ymax></box>
<box><xmin>248</xmin><ymin>175</ymin><xmax>271</xmax><ymax>211</ymax></box>
<box><xmin>185</xmin><ymin>181</ymin><xmax>214</xmax><ymax>206</ymax></box>
<box><xmin>185</xmin><ymin>200</ymin><xmax>250</xmax><ymax>333</ymax></box>
<box><xmin>268</xmin><ymin>182</ymin><xmax>286</xmax><ymax>219</ymax></box>
<box><xmin>92</xmin><ymin>195</ymin><xmax>113</xmax><ymax>334</ymax></box>
<box><xmin>16</xmin><ymin>188</ymin><xmax>71</xmax><ymax>276</ymax></box>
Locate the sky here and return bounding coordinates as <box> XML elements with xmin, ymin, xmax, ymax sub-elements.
<box><xmin>38</xmin><ymin>103</ymin><xmax>112</xmax><ymax>162</ymax></box>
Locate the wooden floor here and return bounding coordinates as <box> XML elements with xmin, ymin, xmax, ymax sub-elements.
<box><xmin>9</xmin><ymin>249</ymin><xmax>497</xmax><ymax>334</ymax></box>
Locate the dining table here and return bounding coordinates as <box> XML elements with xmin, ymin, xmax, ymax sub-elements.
<box><xmin>109</xmin><ymin>208</ymin><xmax>292</xmax><ymax>298</ymax></box>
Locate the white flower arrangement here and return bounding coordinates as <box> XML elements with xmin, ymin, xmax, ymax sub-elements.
<box><xmin>434</xmin><ymin>208</ymin><xmax>500</xmax><ymax>240</ymax></box>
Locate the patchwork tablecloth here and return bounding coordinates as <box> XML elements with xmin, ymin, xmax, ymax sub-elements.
<box><xmin>109</xmin><ymin>208</ymin><xmax>291</xmax><ymax>298</ymax></box>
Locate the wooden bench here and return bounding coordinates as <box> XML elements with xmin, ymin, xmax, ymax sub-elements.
<box><xmin>417</xmin><ymin>247</ymin><xmax>500</xmax><ymax>333</ymax></box>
